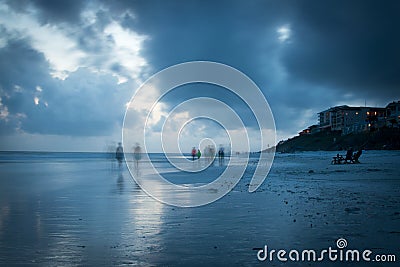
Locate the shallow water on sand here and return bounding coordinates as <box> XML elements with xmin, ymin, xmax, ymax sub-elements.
<box><xmin>0</xmin><ymin>151</ymin><xmax>399</xmax><ymax>266</ymax></box>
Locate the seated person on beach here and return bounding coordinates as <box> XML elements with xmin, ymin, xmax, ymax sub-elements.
<box><xmin>344</xmin><ymin>148</ymin><xmax>353</xmax><ymax>163</ymax></box>
<box><xmin>352</xmin><ymin>149</ymin><xmax>362</xmax><ymax>164</ymax></box>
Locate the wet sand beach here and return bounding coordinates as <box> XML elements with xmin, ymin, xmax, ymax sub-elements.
<box><xmin>0</xmin><ymin>151</ymin><xmax>399</xmax><ymax>266</ymax></box>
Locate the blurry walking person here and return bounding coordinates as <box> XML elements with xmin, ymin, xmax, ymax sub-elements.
<box><xmin>133</xmin><ymin>143</ymin><xmax>142</xmax><ymax>172</ymax></box>
<box><xmin>116</xmin><ymin>142</ymin><xmax>124</xmax><ymax>168</ymax></box>
<box><xmin>106</xmin><ymin>141</ymin><xmax>117</xmax><ymax>170</ymax></box>
<box><xmin>209</xmin><ymin>145</ymin><xmax>216</xmax><ymax>166</ymax></box>
<box><xmin>218</xmin><ymin>146</ymin><xmax>225</xmax><ymax>166</ymax></box>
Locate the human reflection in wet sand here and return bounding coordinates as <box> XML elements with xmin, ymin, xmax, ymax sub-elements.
<box><xmin>117</xmin><ymin>172</ymin><xmax>124</xmax><ymax>194</ymax></box>
<box><xmin>132</xmin><ymin>143</ymin><xmax>142</xmax><ymax>177</ymax></box>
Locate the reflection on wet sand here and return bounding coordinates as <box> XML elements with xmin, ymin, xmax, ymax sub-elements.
<box><xmin>116</xmin><ymin>172</ymin><xmax>124</xmax><ymax>194</ymax></box>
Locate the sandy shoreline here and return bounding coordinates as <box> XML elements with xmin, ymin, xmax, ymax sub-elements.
<box><xmin>0</xmin><ymin>151</ymin><xmax>399</xmax><ymax>266</ymax></box>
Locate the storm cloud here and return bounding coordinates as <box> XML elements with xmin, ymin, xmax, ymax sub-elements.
<box><xmin>0</xmin><ymin>0</ymin><xmax>398</xmax><ymax>151</ymax></box>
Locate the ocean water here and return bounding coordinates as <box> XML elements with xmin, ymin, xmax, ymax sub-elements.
<box><xmin>0</xmin><ymin>151</ymin><xmax>399</xmax><ymax>266</ymax></box>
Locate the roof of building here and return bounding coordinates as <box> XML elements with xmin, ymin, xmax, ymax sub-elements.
<box><xmin>386</xmin><ymin>101</ymin><xmax>400</xmax><ymax>108</ymax></box>
<box><xmin>318</xmin><ymin>105</ymin><xmax>386</xmax><ymax>114</ymax></box>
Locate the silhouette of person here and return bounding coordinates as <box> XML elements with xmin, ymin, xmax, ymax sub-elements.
<box><xmin>133</xmin><ymin>143</ymin><xmax>142</xmax><ymax>171</ymax></box>
<box><xmin>353</xmin><ymin>149</ymin><xmax>362</xmax><ymax>163</ymax></box>
<box><xmin>345</xmin><ymin>147</ymin><xmax>353</xmax><ymax>163</ymax></box>
<box><xmin>116</xmin><ymin>142</ymin><xmax>124</xmax><ymax>168</ymax></box>
<box><xmin>218</xmin><ymin>146</ymin><xmax>225</xmax><ymax>166</ymax></box>
<box><xmin>191</xmin><ymin>147</ymin><xmax>197</xmax><ymax>161</ymax></box>
<box><xmin>197</xmin><ymin>149</ymin><xmax>201</xmax><ymax>160</ymax></box>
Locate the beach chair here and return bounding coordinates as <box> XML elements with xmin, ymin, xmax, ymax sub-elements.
<box><xmin>331</xmin><ymin>154</ymin><xmax>344</xmax><ymax>164</ymax></box>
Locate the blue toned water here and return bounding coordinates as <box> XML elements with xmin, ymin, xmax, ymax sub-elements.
<box><xmin>0</xmin><ymin>151</ymin><xmax>399</xmax><ymax>266</ymax></box>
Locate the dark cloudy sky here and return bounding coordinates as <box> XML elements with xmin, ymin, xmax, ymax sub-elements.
<box><xmin>0</xmin><ymin>0</ymin><xmax>399</xmax><ymax>151</ymax></box>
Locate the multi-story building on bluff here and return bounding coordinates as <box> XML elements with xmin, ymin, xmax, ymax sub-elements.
<box><xmin>311</xmin><ymin>101</ymin><xmax>399</xmax><ymax>136</ymax></box>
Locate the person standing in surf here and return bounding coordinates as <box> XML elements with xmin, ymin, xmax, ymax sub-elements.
<box><xmin>133</xmin><ymin>143</ymin><xmax>142</xmax><ymax>171</ymax></box>
<box><xmin>191</xmin><ymin>147</ymin><xmax>197</xmax><ymax>161</ymax></box>
<box><xmin>116</xmin><ymin>142</ymin><xmax>124</xmax><ymax>168</ymax></box>
<box><xmin>218</xmin><ymin>146</ymin><xmax>225</xmax><ymax>166</ymax></box>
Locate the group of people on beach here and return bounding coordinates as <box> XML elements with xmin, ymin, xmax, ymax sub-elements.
<box><xmin>115</xmin><ymin>142</ymin><xmax>226</xmax><ymax>169</ymax></box>
<box><xmin>191</xmin><ymin>145</ymin><xmax>225</xmax><ymax>166</ymax></box>
<box><xmin>115</xmin><ymin>142</ymin><xmax>142</xmax><ymax>169</ymax></box>
<box><xmin>191</xmin><ymin>147</ymin><xmax>201</xmax><ymax>161</ymax></box>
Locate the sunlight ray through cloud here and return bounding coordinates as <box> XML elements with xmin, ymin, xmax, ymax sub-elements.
<box><xmin>0</xmin><ymin>2</ymin><xmax>85</xmax><ymax>79</ymax></box>
<box><xmin>0</xmin><ymin>2</ymin><xmax>149</xmax><ymax>83</ymax></box>
<box><xmin>104</xmin><ymin>22</ymin><xmax>149</xmax><ymax>83</ymax></box>
<box><xmin>277</xmin><ymin>24</ymin><xmax>291</xmax><ymax>43</ymax></box>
